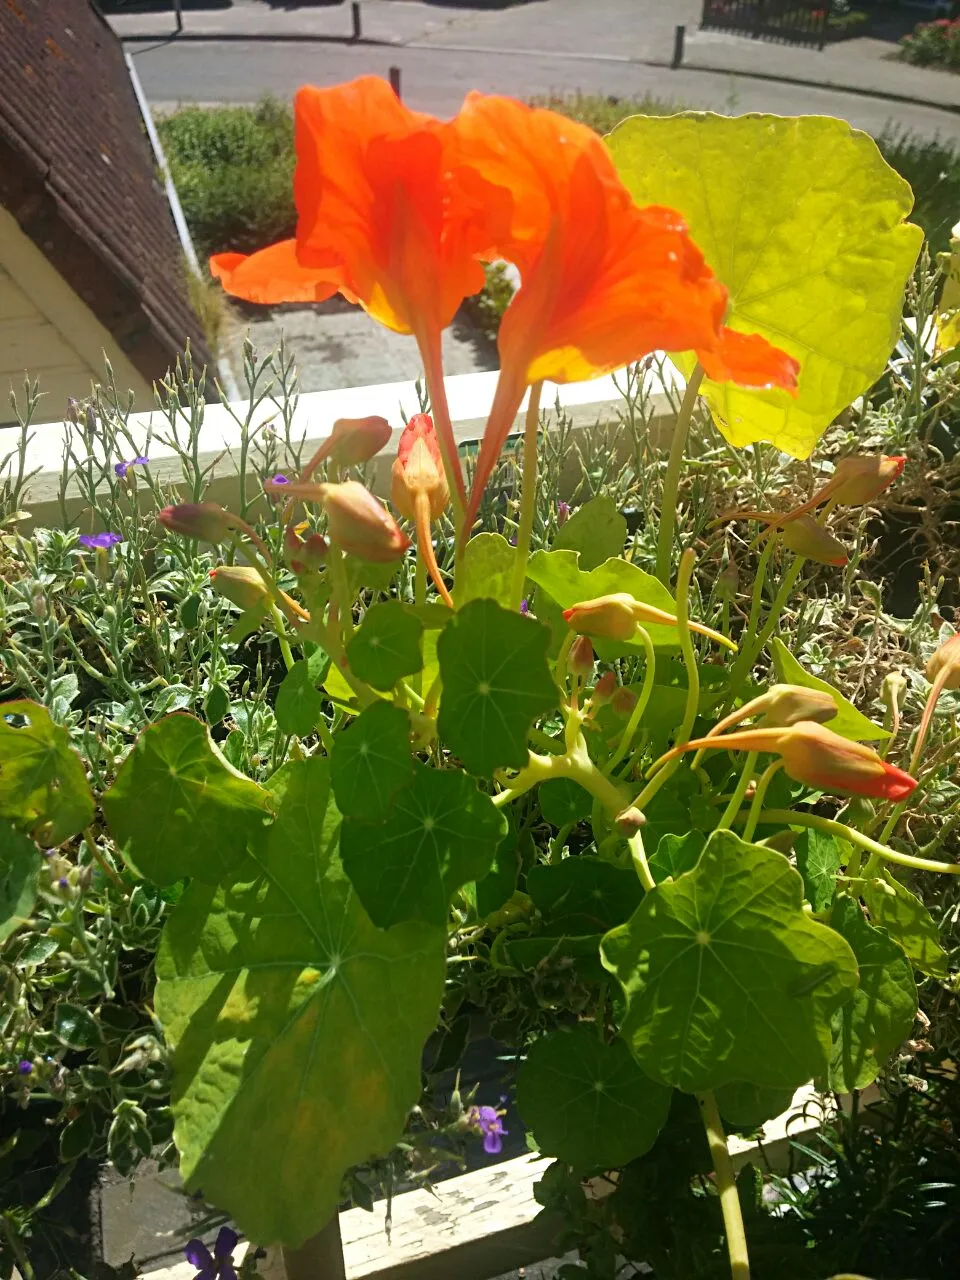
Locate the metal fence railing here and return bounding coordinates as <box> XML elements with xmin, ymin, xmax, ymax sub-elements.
<box><xmin>701</xmin><ymin>0</ymin><xmax>828</xmax><ymax>50</ymax></box>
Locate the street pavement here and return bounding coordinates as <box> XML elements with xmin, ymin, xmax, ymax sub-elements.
<box><xmin>114</xmin><ymin>0</ymin><xmax>960</xmax><ymax>140</ymax></box>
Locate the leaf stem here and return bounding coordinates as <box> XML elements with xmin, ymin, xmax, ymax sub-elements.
<box><xmin>751</xmin><ymin>809</ymin><xmax>960</xmax><ymax>876</ymax></box>
<box><xmin>629</xmin><ymin>829</ymin><xmax>656</xmax><ymax>892</ymax></box>
<box><xmin>509</xmin><ymin>381</ymin><xmax>544</xmax><ymax>613</ymax></box>
<box><xmin>697</xmin><ymin>1090</ymin><xmax>751</xmax><ymax>1280</ymax></box>
<box><xmin>742</xmin><ymin>760</ymin><xmax>783</xmax><ymax>842</ymax></box>
<box><xmin>656</xmin><ymin>363</ymin><xmax>704</xmax><ymax>586</ymax></box>
<box><xmin>716</xmin><ymin>753</ymin><xmax>758</xmax><ymax>832</ymax></box>
<box><xmin>605</xmin><ymin>625</ymin><xmax>656</xmax><ymax>777</ymax></box>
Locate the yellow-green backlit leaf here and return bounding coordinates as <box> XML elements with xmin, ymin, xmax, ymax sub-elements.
<box><xmin>608</xmin><ymin>113</ymin><xmax>922</xmax><ymax>458</ymax></box>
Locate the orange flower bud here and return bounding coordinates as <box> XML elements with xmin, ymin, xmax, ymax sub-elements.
<box><xmin>779</xmin><ymin>515</ymin><xmax>848</xmax><ymax>566</ymax></box>
<box><xmin>320</xmin><ymin>480</ymin><xmax>410</xmax><ymax>562</ymax></box>
<box><xmin>569</xmin><ymin>635</ymin><xmax>596</xmax><ymax>678</ymax></box>
<box><xmin>593</xmin><ymin>671</ymin><xmax>617</xmax><ymax>701</ymax></box>
<box><xmin>209</xmin><ymin>565</ymin><xmax>270</xmax><ymax>612</ymax></box>
<box><xmin>157</xmin><ymin>503</ymin><xmax>235</xmax><ymax>543</ymax></box>
<box><xmin>656</xmin><ymin>720</ymin><xmax>916</xmax><ymax>802</ymax></box>
<box><xmin>757</xmin><ymin>684</ymin><xmax>837</xmax><ymax>729</ymax></box>
<box><xmin>926</xmin><ymin>632</ymin><xmax>960</xmax><ymax>692</ymax></box>
<box><xmin>615</xmin><ymin>806</ymin><xmax>646</xmax><ymax>835</ymax></box>
<box><xmin>563</xmin><ymin>592</ymin><xmax>736</xmax><ymax>651</ymax></box>
<box><xmin>827</xmin><ymin>454</ymin><xmax>905</xmax><ymax>507</ymax></box>
<box><xmin>325</xmin><ymin>415</ymin><xmax>393</xmax><ymax>468</ymax></box>
<box><xmin>611</xmin><ymin>687</ymin><xmax>638</xmax><ymax>718</ymax></box>
<box><xmin>391</xmin><ymin>414</ymin><xmax>449</xmax><ymax>521</ymax></box>
<box><xmin>284</xmin><ymin>523</ymin><xmax>328</xmax><ymax>574</ymax></box>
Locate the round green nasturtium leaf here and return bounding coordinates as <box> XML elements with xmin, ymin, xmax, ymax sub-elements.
<box><xmin>156</xmin><ymin>756</ymin><xmax>445</xmax><ymax>1247</ymax></box>
<box><xmin>437</xmin><ymin>598</ymin><xmax>557</xmax><ymax>776</ymax></box>
<box><xmin>454</xmin><ymin>532</ymin><xmax>517</xmax><ymax>609</ymax></box>
<box><xmin>552</xmin><ymin>495</ymin><xmax>628</xmax><ymax>572</ymax></box>
<box><xmin>329</xmin><ymin>700</ymin><xmax>413</xmax><ymax>821</ymax></box>
<box><xmin>539</xmin><ymin>778</ymin><xmax>592</xmax><ymax>827</ymax></box>
<box><xmin>102</xmin><ymin>713</ymin><xmax>272</xmax><ymax>886</ymax></box>
<box><xmin>601</xmin><ymin>830</ymin><xmax>859</xmax><ymax>1093</ymax></box>
<box><xmin>647</xmin><ymin>831</ymin><xmax>706</xmax><ymax>884</ymax></box>
<box><xmin>340</xmin><ymin>762</ymin><xmax>507</xmax><ymax>927</ymax></box>
<box><xmin>517</xmin><ymin>1027</ymin><xmax>672</xmax><ymax>1170</ymax></box>
<box><xmin>794</xmin><ymin>828</ymin><xmax>843</xmax><ymax>914</ymax></box>
<box><xmin>526</xmin><ymin>551</ymin><xmax>683</xmax><ymax>655</ymax></box>
<box><xmin>274</xmin><ymin>648</ymin><xmax>330</xmax><ymax>736</ymax></box>
<box><xmin>346</xmin><ymin>601</ymin><xmax>424</xmax><ymax>692</ymax></box>
<box><xmin>863</xmin><ymin>864</ymin><xmax>949</xmax><ymax>978</ymax></box>
<box><xmin>475</xmin><ymin>821</ymin><xmax>520</xmax><ymax>918</ymax></box>
<box><xmin>0</xmin><ymin>820</ymin><xmax>40</xmax><ymax>942</ymax></box>
<box><xmin>0</xmin><ymin>700</ymin><xmax>94</xmax><ymax>845</ymax></box>
<box><xmin>829</xmin><ymin>895</ymin><xmax>917</xmax><ymax>1092</ymax></box>
<box><xmin>715</xmin><ymin>1081</ymin><xmax>797</xmax><ymax>1131</ymax></box>
<box><xmin>770</xmin><ymin>639</ymin><xmax>886</xmax><ymax>742</ymax></box>
<box><xmin>527</xmin><ymin>857</ymin><xmax>643</xmax><ymax>934</ymax></box>
<box><xmin>608</xmin><ymin>113</ymin><xmax>923</xmax><ymax>459</ymax></box>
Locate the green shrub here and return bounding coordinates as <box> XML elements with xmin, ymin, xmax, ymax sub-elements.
<box><xmin>900</xmin><ymin>15</ymin><xmax>960</xmax><ymax>69</ymax></box>
<box><xmin>878</xmin><ymin>127</ymin><xmax>960</xmax><ymax>256</ymax></box>
<box><xmin>157</xmin><ymin>98</ymin><xmax>296</xmax><ymax>261</ymax></box>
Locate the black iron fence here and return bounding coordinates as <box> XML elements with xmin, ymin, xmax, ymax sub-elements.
<box><xmin>701</xmin><ymin>0</ymin><xmax>828</xmax><ymax>50</ymax></box>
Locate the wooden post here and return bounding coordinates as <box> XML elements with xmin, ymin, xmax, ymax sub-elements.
<box><xmin>351</xmin><ymin>2</ymin><xmax>362</xmax><ymax>41</ymax></box>
<box><xmin>389</xmin><ymin>65</ymin><xmax>402</xmax><ymax>100</ymax></box>
<box><xmin>671</xmin><ymin>24</ymin><xmax>685</xmax><ymax>68</ymax></box>
<box><xmin>281</xmin><ymin>1215</ymin><xmax>346</xmax><ymax>1280</ymax></box>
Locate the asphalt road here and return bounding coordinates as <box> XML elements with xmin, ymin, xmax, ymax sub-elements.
<box><xmin>128</xmin><ymin>37</ymin><xmax>960</xmax><ymax>140</ymax></box>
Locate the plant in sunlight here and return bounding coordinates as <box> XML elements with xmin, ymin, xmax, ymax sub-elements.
<box><xmin>6</xmin><ymin>78</ymin><xmax>958</xmax><ymax>1280</ymax></box>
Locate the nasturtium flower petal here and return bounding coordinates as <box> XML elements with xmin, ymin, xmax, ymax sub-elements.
<box><xmin>608</xmin><ymin>112</ymin><xmax>923</xmax><ymax>458</ymax></box>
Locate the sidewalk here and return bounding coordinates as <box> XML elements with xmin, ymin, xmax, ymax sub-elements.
<box><xmin>106</xmin><ymin>0</ymin><xmax>960</xmax><ymax>116</ymax></box>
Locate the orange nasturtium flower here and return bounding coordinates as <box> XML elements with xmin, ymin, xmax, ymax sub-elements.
<box><xmin>210</xmin><ymin>76</ymin><xmax>511</xmax><ymax>514</ymax></box>
<box><xmin>454</xmin><ymin>94</ymin><xmax>801</xmax><ymax>537</ymax></box>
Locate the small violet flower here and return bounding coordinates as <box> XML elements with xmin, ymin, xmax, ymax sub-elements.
<box><xmin>468</xmin><ymin>1104</ymin><xmax>508</xmax><ymax>1155</ymax></box>
<box><xmin>17</xmin><ymin>1060</ymin><xmax>33</xmax><ymax>1075</ymax></box>
<box><xmin>184</xmin><ymin>1226</ymin><xmax>239</xmax><ymax>1280</ymax></box>
<box><xmin>557</xmin><ymin>500</ymin><xmax>570</xmax><ymax>525</ymax></box>
<box><xmin>114</xmin><ymin>455</ymin><xmax>149</xmax><ymax>479</ymax></box>
<box><xmin>270</xmin><ymin>473</ymin><xmax>290</xmax><ymax>486</ymax></box>
<box><xmin>78</xmin><ymin>531</ymin><xmax>122</xmax><ymax>550</ymax></box>
<box><xmin>519</xmin><ymin>599</ymin><xmax>529</xmax><ymax>615</ymax></box>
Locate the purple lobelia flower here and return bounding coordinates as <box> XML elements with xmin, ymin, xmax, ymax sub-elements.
<box><xmin>270</xmin><ymin>473</ymin><xmax>290</xmax><ymax>486</ymax></box>
<box><xmin>185</xmin><ymin>1227</ymin><xmax>239</xmax><ymax>1280</ymax></box>
<box><xmin>519</xmin><ymin>598</ymin><xmax>529</xmax><ymax>615</ymax></box>
<box><xmin>17</xmin><ymin>1060</ymin><xmax>32</xmax><ymax>1075</ymax></box>
<box><xmin>468</xmin><ymin>1104</ymin><xmax>508</xmax><ymax>1155</ymax></box>
<box><xmin>78</xmin><ymin>531</ymin><xmax>122</xmax><ymax>550</ymax></box>
<box><xmin>114</xmin><ymin>456</ymin><xmax>149</xmax><ymax>479</ymax></box>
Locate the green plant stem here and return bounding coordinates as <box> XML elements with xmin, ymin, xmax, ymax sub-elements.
<box><xmin>268</xmin><ymin>605</ymin><xmax>296</xmax><ymax>672</ymax></box>
<box><xmin>697</xmin><ymin>1090</ymin><xmax>751</xmax><ymax>1280</ymax></box>
<box><xmin>751</xmin><ymin>808</ymin><xmax>960</xmax><ymax>876</ymax></box>
<box><xmin>629</xmin><ymin>829</ymin><xmax>656</xmax><ymax>892</ymax></box>
<box><xmin>83</xmin><ymin>827</ymin><xmax>125</xmax><ymax>891</ymax></box>
<box><xmin>716</xmin><ymin>753</ymin><xmax>758</xmax><ymax>831</ymax></box>
<box><xmin>656</xmin><ymin>363</ymin><xmax>704</xmax><ymax>586</ymax></box>
<box><xmin>742</xmin><ymin>760</ymin><xmax>783</xmax><ymax>842</ymax></box>
<box><xmin>492</xmin><ymin>743</ymin><xmax>629</xmax><ymax>815</ymax></box>
<box><xmin>721</xmin><ymin>551</ymin><xmax>805</xmax><ymax>712</ymax></box>
<box><xmin>605</xmin><ymin>626</ymin><xmax>656</xmax><ymax>777</ymax></box>
<box><xmin>509</xmin><ymin>380</ymin><xmax>544</xmax><ymax>613</ymax></box>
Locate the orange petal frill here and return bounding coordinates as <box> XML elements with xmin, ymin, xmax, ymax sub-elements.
<box><xmin>454</xmin><ymin>94</ymin><xmax>800</xmax><ymax>536</ymax></box>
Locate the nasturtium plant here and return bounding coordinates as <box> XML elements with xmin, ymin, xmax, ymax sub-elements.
<box><xmin>602</xmin><ymin>832</ymin><xmax>860</xmax><ymax>1092</ymax></box>
<box><xmin>103</xmin><ymin>713</ymin><xmax>272</xmax><ymax>886</ymax></box>
<box><xmin>608</xmin><ymin>112</ymin><xmax>923</xmax><ymax>458</ymax></box>
<box><xmin>156</xmin><ymin>757</ymin><xmax>445</xmax><ymax>1245</ymax></box>
<box><xmin>20</xmin><ymin>83</ymin><xmax>956</xmax><ymax>1280</ymax></box>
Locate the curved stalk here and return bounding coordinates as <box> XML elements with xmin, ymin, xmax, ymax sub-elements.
<box><xmin>508</xmin><ymin>381</ymin><xmax>544</xmax><ymax>612</ymax></box>
<box><xmin>752</xmin><ymin>808</ymin><xmax>960</xmax><ymax>876</ymax></box>
<box><xmin>414</xmin><ymin>492</ymin><xmax>453</xmax><ymax>607</ymax></box>
<box><xmin>716</xmin><ymin>752</ymin><xmax>758</xmax><ymax>831</ymax></box>
<box><xmin>656</xmin><ymin>363</ymin><xmax>704</xmax><ymax>586</ymax></box>
<box><xmin>742</xmin><ymin>760</ymin><xmax>784</xmax><ymax>842</ymax></box>
<box><xmin>697</xmin><ymin>1091</ymin><xmax>751</xmax><ymax>1280</ymax></box>
<box><xmin>629</xmin><ymin>829</ymin><xmax>656</xmax><ymax>893</ymax></box>
<box><xmin>605</xmin><ymin>626</ymin><xmax>656</xmax><ymax>777</ymax></box>
<box><xmin>417</xmin><ymin>326</ymin><xmax>466</xmax><ymax>527</ymax></box>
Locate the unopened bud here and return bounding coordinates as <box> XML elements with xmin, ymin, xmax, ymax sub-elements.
<box><xmin>881</xmin><ymin>669</ymin><xmax>908</xmax><ymax>713</ymax></box>
<box><xmin>30</xmin><ymin>592</ymin><xmax>47</xmax><ymax>618</ymax></box>
<box><xmin>779</xmin><ymin>515</ymin><xmax>848</xmax><ymax>566</ymax></box>
<box><xmin>563</xmin><ymin>592</ymin><xmax>735</xmax><ymax>650</ymax></box>
<box><xmin>569</xmin><ymin>635</ymin><xmax>595</xmax><ymax>678</ymax></box>
<box><xmin>158</xmin><ymin>502</ymin><xmax>235</xmax><ymax>544</ymax></box>
<box><xmin>391</xmin><ymin>414</ymin><xmax>449</xmax><ymax>521</ymax></box>
<box><xmin>611</xmin><ymin>687</ymin><xmax>638</xmax><ymax>718</ymax></box>
<box><xmin>615</xmin><ymin>806</ymin><xmax>646</xmax><ymax>835</ymax></box>
<box><xmin>758</xmin><ymin>684</ymin><xmax>837</xmax><ymax>729</ymax></box>
<box><xmin>593</xmin><ymin>671</ymin><xmax>617</xmax><ymax>701</ymax></box>
<box><xmin>926</xmin><ymin>631</ymin><xmax>960</xmax><ymax>692</ymax></box>
<box><xmin>209</xmin><ymin>565</ymin><xmax>269</xmax><ymax>612</ymax></box>
<box><xmin>66</xmin><ymin>397</ymin><xmax>80</xmax><ymax>425</ymax></box>
<box><xmin>717</xmin><ymin>557</ymin><xmax>739</xmax><ymax>601</ymax></box>
<box><xmin>284</xmin><ymin>523</ymin><xmax>328</xmax><ymax>574</ymax></box>
<box><xmin>321</xmin><ymin>481</ymin><xmax>410</xmax><ymax>563</ymax></box>
<box><xmin>829</xmin><ymin>455</ymin><xmax>905</xmax><ymax>507</ymax></box>
<box><xmin>325</xmin><ymin>416</ymin><xmax>392</xmax><ymax>468</ymax></box>
<box><xmin>556</xmin><ymin>501</ymin><xmax>571</xmax><ymax>526</ymax></box>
